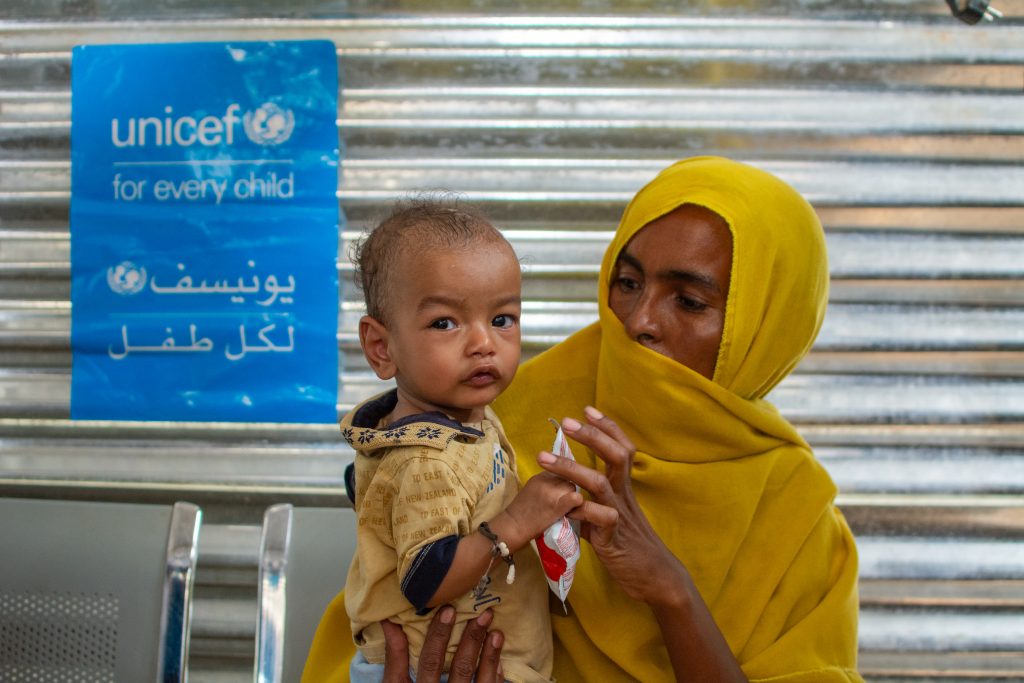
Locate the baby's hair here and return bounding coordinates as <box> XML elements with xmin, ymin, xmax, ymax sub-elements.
<box><xmin>352</xmin><ymin>193</ymin><xmax>511</xmax><ymax>324</ymax></box>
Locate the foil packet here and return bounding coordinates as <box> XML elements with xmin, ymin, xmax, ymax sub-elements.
<box><xmin>532</xmin><ymin>418</ymin><xmax>582</xmax><ymax>611</ymax></box>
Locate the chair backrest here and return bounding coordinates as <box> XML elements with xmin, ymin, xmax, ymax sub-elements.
<box><xmin>255</xmin><ymin>503</ymin><xmax>357</xmax><ymax>683</ymax></box>
<box><xmin>0</xmin><ymin>497</ymin><xmax>201</xmax><ymax>683</ymax></box>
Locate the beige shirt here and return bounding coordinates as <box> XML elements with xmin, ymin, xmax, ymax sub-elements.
<box><xmin>341</xmin><ymin>391</ymin><xmax>553</xmax><ymax>683</ymax></box>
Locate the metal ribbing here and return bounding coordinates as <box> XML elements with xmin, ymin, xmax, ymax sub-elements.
<box><xmin>1</xmin><ymin>7</ymin><xmax>1022</xmax><ymax>681</ymax></box>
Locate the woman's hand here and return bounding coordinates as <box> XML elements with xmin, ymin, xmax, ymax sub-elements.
<box><xmin>540</xmin><ymin>407</ymin><xmax>749</xmax><ymax>681</ymax></box>
<box><xmin>380</xmin><ymin>606</ymin><xmax>504</xmax><ymax>683</ymax></box>
<box><xmin>537</xmin><ymin>406</ymin><xmax>686</xmax><ymax>606</ymax></box>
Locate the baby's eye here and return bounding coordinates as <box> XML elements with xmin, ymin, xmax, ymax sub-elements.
<box><xmin>492</xmin><ymin>314</ymin><xmax>518</xmax><ymax>329</ymax></box>
<box><xmin>430</xmin><ymin>318</ymin><xmax>456</xmax><ymax>330</ymax></box>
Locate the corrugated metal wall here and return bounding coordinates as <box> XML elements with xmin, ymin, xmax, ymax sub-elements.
<box><xmin>2</xmin><ymin>1</ymin><xmax>1023</xmax><ymax>680</ymax></box>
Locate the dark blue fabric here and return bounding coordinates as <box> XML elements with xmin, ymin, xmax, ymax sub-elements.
<box><xmin>350</xmin><ymin>390</ymin><xmax>400</xmax><ymax>428</ymax></box>
<box><xmin>344</xmin><ymin>462</ymin><xmax>356</xmax><ymax>505</ymax></box>
<box><xmin>402</xmin><ymin>534</ymin><xmax>460</xmax><ymax>612</ymax></box>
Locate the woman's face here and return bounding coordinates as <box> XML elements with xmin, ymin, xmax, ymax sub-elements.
<box><xmin>608</xmin><ymin>204</ymin><xmax>733</xmax><ymax>379</ymax></box>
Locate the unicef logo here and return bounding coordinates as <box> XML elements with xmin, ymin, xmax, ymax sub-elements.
<box><xmin>107</xmin><ymin>261</ymin><xmax>147</xmax><ymax>295</ymax></box>
<box><xmin>243</xmin><ymin>103</ymin><xmax>295</xmax><ymax>146</ymax></box>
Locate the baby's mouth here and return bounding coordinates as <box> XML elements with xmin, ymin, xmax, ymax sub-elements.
<box><xmin>465</xmin><ymin>367</ymin><xmax>499</xmax><ymax>386</ymax></box>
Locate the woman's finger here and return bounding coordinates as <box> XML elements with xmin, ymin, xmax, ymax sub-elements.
<box><xmin>533</xmin><ymin>469</ymin><xmax>580</xmax><ymax>495</ymax></box>
<box><xmin>561</xmin><ymin>416</ymin><xmax>630</xmax><ymax>468</ymax></box>
<box><xmin>566</xmin><ymin>499</ymin><xmax>620</xmax><ymax>529</ymax></box>
<box><xmin>583</xmin><ymin>406</ymin><xmax>637</xmax><ymax>454</ymax></box>
<box><xmin>475</xmin><ymin>630</ymin><xmax>505</xmax><ymax>683</ymax></box>
<box><xmin>560</xmin><ymin>413</ymin><xmax>635</xmax><ymax>490</ymax></box>
<box><xmin>567</xmin><ymin>500</ymin><xmax>620</xmax><ymax>548</ymax></box>
<box><xmin>380</xmin><ymin>618</ymin><xmax>414</xmax><ymax>683</ymax></box>
<box><xmin>415</xmin><ymin>606</ymin><xmax>456</xmax><ymax>683</ymax></box>
<box><xmin>447</xmin><ymin>609</ymin><xmax>493</xmax><ymax>683</ymax></box>
<box><xmin>537</xmin><ymin>451</ymin><xmax>615</xmax><ymax>504</ymax></box>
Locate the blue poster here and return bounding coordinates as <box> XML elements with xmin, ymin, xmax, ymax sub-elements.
<box><xmin>70</xmin><ymin>41</ymin><xmax>339</xmax><ymax>422</ymax></box>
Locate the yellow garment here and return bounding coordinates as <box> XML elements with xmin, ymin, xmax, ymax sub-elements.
<box><xmin>302</xmin><ymin>157</ymin><xmax>862</xmax><ymax>681</ymax></box>
<box><xmin>494</xmin><ymin>156</ymin><xmax>861</xmax><ymax>682</ymax></box>
<box><xmin>302</xmin><ymin>593</ymin><xmax>355</xmax><ymax>683</ymax></box>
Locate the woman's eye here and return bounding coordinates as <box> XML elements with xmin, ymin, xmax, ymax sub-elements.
<box><xmin>492</xmin><ymin>314</ymin><xmax>517</xmax><ymax>329</ymax></box>
<box><xmin>430</xmin><ymin>318</ymin><xmax>456</xmax><ymax>330</ymax></box>
<box><xmin>677</xmin><ymin>296</ymin><xmax>708</xmax><ymax>312</ymax></box>
<box><xmin>613</xmin><ymin>276</ymin><xmax>640</xmax><ymax>292</ymax></box>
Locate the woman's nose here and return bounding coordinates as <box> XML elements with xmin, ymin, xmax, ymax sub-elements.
<box><xmin>621</xmin><ymin>294</ymin><xmax>660</xmax><ymax>344</ymax></box>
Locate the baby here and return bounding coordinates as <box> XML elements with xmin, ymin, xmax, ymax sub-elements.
<box><xmin>341</xmin><ymin>197</ymin><xmax>579</xmax><ymax>682</ymax></box>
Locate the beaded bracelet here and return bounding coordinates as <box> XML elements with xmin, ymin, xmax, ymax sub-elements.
<box><xmin>472</xmin><ymin>521</ymin><xmax>516</xmax><ymax>599</ymax></box>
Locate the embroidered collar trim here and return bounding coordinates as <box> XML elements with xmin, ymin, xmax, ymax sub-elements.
<box><xmin>341</xmin><ymin>389</ymin><xmax>486</xmax><ymax>452</ymax></box>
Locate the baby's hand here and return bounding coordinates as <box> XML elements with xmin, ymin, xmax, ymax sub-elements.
<box><xmin>500</xmin><ymin>472</ymin><xmax>581</xmax><ymax>550</ymax></box>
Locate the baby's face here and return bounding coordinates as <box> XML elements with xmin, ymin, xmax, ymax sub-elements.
<box><xmin>385</xmin><ymin>241</ymin><xmax>522</xmax><ymax>424</ymax></box>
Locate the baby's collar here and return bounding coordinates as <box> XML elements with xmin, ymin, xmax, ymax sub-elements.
<box><xmin>341</xmin><ymin>389</ymin><xmax>486</xmax><ymax>451</ymax></box>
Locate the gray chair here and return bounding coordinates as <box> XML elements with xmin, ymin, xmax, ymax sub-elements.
<box><xmin>0</xmin><ymin>497</ymin><xmax>201</xmax><ymax>682</ymax></box>
<box><xmin>255</xmin><ymin>503</ymin><xmax>357</xmax><ymax>683</ymax></box>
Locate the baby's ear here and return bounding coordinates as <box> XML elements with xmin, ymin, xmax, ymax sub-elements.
<box><xmin>359</xmin><ymin>315</ymin><xmax>397</xmax><ymax>380</ymax></box>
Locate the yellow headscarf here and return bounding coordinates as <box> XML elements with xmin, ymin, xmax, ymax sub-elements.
<box><xmin>301</xmin><ymin>157</ymin><xmax>862</xmax><ymax>682</ymax></box>
<box><xmin>494</xmin><ymin>156</ymin><xmax>862</xmax><ymax>681</ymax></box>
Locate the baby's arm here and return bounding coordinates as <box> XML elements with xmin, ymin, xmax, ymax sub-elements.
<box><xmin>423</xmin><ymin>471</ymin><xmax>581</xmax><ymax>608</ymax></box>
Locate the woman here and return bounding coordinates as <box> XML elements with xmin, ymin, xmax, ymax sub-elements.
<box><xmin>304</xmin><ymin>156</ymin><xmax>862</xmax><ymax>681</ymax></box>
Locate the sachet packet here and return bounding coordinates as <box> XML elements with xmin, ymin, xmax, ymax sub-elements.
<box><xmin>532</xmin><ymin>418</ymin><xmax>582</xmax><ymax>611</ymax></box>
